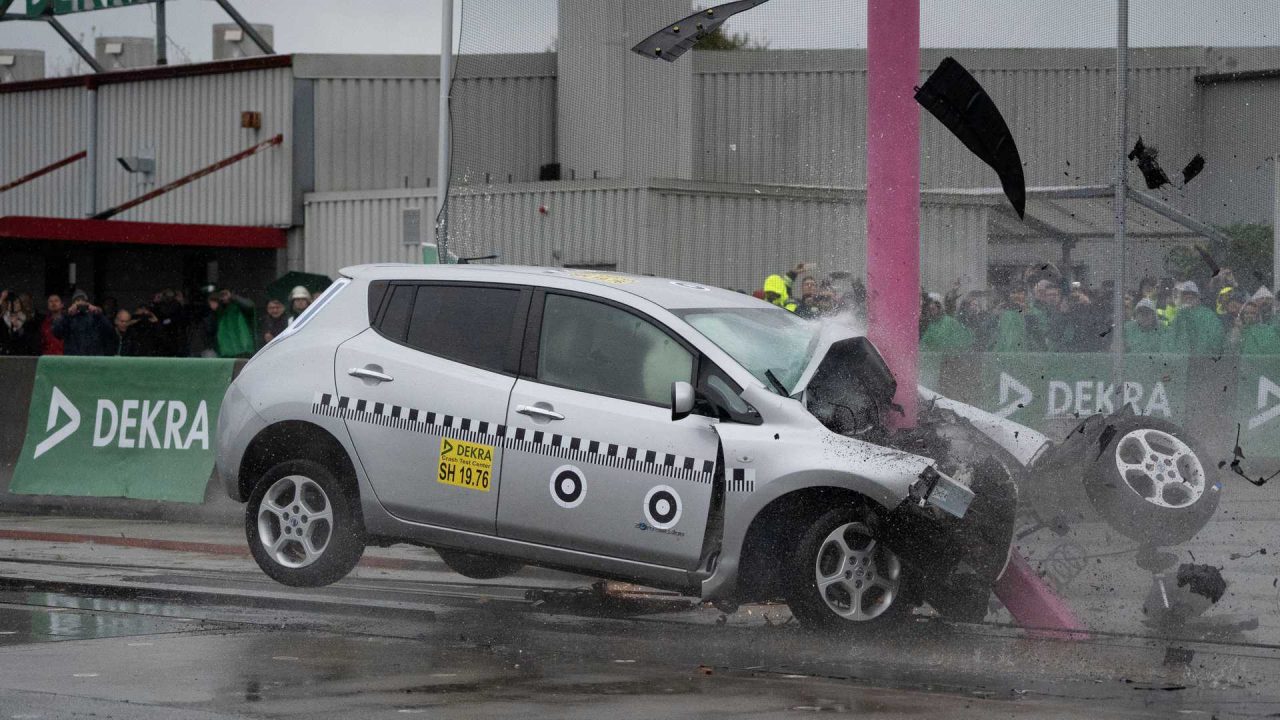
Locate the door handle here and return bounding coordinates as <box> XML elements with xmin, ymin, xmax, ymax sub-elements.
<box><xmin>516</xmin><ymin>404</ymin><xmax>565</xmax><ymax>421</ymax></box>
<box><xmin>348</xmin><ymin>367</ymin><xmax>394</xmax><ymax>383</ymax></box>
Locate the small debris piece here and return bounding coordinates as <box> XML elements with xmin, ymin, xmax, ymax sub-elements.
<box><xmin>697</xmin><ymin>665</ymin><xmax>714</xmax><ymax>676</ymax></box>
<box><xmin>1176</xmin><ymin>564</ymin><xmax>1227</xmax><ymax>603</ymax></box>
<box><xmin>1181</xmin><ymin>154</ymin><xmax>1205</xmax><ymax>185</ymax></box>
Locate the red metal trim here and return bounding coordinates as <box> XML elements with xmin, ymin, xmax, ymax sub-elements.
<box><xmin>0</xmin><ymin>150</ymin><xmax>85</xmax><ymax>193</ymax></box>
<box><xmin>93</xmin><ymin>133</ymin><xmax>284</xmax><ymax>220</ymax></box>
<box><xmin>0</xmin><ymin>54</ymin><xmax>293</xmax><ymax>94</ymax></box>
<box><xmin>0</xmin><ymin>216</ymin><xmax>286</xmax><ymax>249</ymax></box>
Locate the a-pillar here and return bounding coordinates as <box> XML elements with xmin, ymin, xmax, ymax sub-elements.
<box><xmin>557</xmin><ymin>0</ymin><xmax>694</xmax><ymax>182</ymax></box>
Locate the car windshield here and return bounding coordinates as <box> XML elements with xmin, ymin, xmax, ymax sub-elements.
<box><xmin>674</xmin><ymin>307</ymin><xmax>821</xmax><ymax>394</ymax></box>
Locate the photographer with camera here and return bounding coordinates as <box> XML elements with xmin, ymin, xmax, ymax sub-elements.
<box><xmin>52</xmin><ymin>290</ymin><xmax>113</xmax><ymax>356</ymax></box>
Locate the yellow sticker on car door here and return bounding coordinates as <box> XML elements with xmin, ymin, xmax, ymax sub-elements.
<box><xmin>437</xmin><ymin>437</ymin><xmax>494</xmax><ymax>491</ymax></box>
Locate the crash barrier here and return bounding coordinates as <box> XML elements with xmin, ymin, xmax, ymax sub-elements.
<box><xmin>924</xmin><ymin>352</ymin><xmax>1278</xmax><ymax>459</ymax></box>
<box><xmin>0</xmin><ymin>357</ymin><xmax>245</xmax><ymax>517</ymax></box>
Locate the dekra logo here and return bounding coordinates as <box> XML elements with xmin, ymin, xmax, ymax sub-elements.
<box><xmin>33</xmin><ymin>386</ymin><xmax>211</xmax><ymax>459</ymax></box>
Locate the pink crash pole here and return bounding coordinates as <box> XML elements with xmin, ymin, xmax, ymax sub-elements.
<box><xmin>865</xmin><ymin>0</ymin><xmax>921</xmax><ymax>427</ymax></box>
<box><xmin>865</xmin><ymin>0</ymin><xmax>1087</xmax><ymax>638</ymax></box>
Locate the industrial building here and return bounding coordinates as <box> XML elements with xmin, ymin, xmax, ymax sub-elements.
<box><xmin>2</xmin><ymin>2</ymin><xmax>1279</xmax><ymax>306</ymax></box>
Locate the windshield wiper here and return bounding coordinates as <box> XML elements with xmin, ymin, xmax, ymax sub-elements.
<box><xmin>764</xmin><ymin>369</ymin><xmax>789</xmax><ymax>396</ymax></box>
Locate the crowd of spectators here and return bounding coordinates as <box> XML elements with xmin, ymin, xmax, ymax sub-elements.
<box><xmin>755</xmin><ymin>261</ymin><xmax>1280</xmax><ymax>356</ymax></box>
<box><xmin>0</xmin><ymin>284</ymin><xmax>317</xmax><ymax>358</ymax></box>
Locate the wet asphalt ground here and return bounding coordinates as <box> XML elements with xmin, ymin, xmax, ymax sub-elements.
<box><xmin>0</xmin><ymin>525</ymin><xmax>1280</xmax><ymax>719</ymax></box>
<box><xmin>2</xmin><ymin>469</ymin><xmax>1280</xmax><ymax>720</ymax></box>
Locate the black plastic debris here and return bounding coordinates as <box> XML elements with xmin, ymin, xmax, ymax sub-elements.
<box><xmin>1128</xmin><ymin>137</ymin><xmax>1171</xmax><ymax>189</ymax></box>
<box><xmin>1181</xmin><ymin>154</ymin><xmax>1206</xmax><ymax>184</ymax></box>
<box><xmin>1193</xmin><ymin>244</ymin><xmax>1221</xmax><ymax>278</ymax></box>
<box><xmin>630</xmin><ymin>0</ymin><xmax>771</xmax><ymax>63</ymax></box>
<box><xmin>1176</xmin><ymin>563</ymin><xmax>1227</xmax><ymax>604</ymax></box>
<box><xmin>915</xmin><ymin>57</ymin><xmax>1025</xmax><ymax>218</ymax></box>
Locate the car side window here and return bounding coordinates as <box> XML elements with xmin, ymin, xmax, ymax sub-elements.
<box><xmin>376</xmin><ymin>284</ymin><xmax>415</xmax><ymax>342</ymax></box>
<box><xmin>405</xmin><ymin>284</ymin><xmax>520</xmax><ymax>373</ymax></box>
<box><xmin>537</xmin><ymin>293</ymin><xmax>693</xmax><ymax>405</ymax></box>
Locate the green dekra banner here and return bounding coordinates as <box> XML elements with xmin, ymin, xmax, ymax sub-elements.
<box><xmin>976</xmin><ymin>353</ymin><xmax>1189</xmax><ymax>432</ymax></box>
<box><xmin>1237</xmin><ymin>355</ymin><xmax>1280</xmax><ymax>453</ymax></box>
<box><xmin>10</xmin><ymin>357</ymin><xmax>234</xmax><ymax>503</ymax></box>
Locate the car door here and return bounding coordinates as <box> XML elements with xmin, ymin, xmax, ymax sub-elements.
<box><xmin>333</xmin><ymin>280</ymin><xmax>529</xmax><ymax>533</ymax></box>
<box><xmin>496</xmin><ymin>290</ymin><xmax>720</xmax><ymax>570</ymax></box>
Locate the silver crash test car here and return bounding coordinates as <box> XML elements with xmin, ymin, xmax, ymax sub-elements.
<box><xmin>216</xmin><ymin>265</ymin><xmax>1042</xmax><ymax>631</ymax></box>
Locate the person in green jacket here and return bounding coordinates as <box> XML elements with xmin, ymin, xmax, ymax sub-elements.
<box><xmin>993</xmin><ymin>285</ymin><xmax>1038</xmax><ymax>352</ymax></box>
<box><xmin>1125</xmin><ymin>298</ymin><xmax>1165</xmax><ymax>353</ymax></box>
<box><xmin>920</xmin><ymin>294</ymin><xmax>974</xmax><ymax>352</ymax></box>
<box><xmin>1237</xmin><ymin>301</ymin><xmax>1280</xmax><ymax>355</ymax></box>
<box><xmin>1165</xmin><ymin>281</ymin><xmax>1225</xmax><ymax>356</ymax></box>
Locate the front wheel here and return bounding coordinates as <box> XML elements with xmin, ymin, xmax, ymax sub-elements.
<box><xmin>1082</xmin><ymin>417</ymin><xmax>1219</xmax><ymax>547</ymax></box>
<box><xmin>785</xmin><ymin>506</ymin><xmax>916</xmax><ymax>632</ymax></box>
<box><xmin>246</xmin><ymin>459</ymin><xmax>364</xmax><ymax>587</ymax></box>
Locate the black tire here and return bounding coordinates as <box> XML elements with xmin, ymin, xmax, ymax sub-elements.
<box><xmin>1082</xmin><ymin>416</ymin><xmax>1219</xmax><ymax>547</ymax></box>
<box><xmin>246</xmin><ymin>459</ymin><xmax>364</xmax><ymax>587</ymax></box>
<box><xmin>785</xmin><ymin>505</ymin><xmax>917</xmax><ymax>633</ymax></box>
<box><xmin>437</xmin><ymin>549</ymin><xmax>525</xmax><ymax>580</ymax></box>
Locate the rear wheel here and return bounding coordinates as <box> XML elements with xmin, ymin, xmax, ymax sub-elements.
<box><xmin>437</xmin><ymin>549</ymin><xmax>525</xmax><ymax>580</ymax></box>
<box><xmin>246</xmin><ymin>459</ymin><xmax>364</xmax><ymax>587</ymax></box>
<box><xmin>786</xmin><ymin>506</ymin><xmax>915</xmax><ymax>632</ymax></box>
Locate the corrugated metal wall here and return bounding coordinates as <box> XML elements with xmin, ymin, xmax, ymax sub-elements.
<box><xmin>692</xmin><ymin>49</ymin><xmax>1204</xmax><ymax>211</ymax></box>
<box><xmin>303</xmin><ymin>189</ymin><xmax>437</xmax><ymax>275</ymax></box>
<box><xmin>1200</xmin><ymin>77</ymin><xmax>1280</xmax><ymax>227</ymax></box>
<box><xmin>96</xmin><ymin>66</ymin><xmax>294</xmax><ymax>225</ymax></box>
<box><xmin>311</xmin><ymin>55</ymin><xmax>557</xmax><ymax>193</ymax></box>
<box><xmin>0</xmin><ymin>86</ymin><xmax>85</xmax><ymax>219</ymax></box>
<box><xmin>648</xmin><ymin>182</ymin><xmax>865</xmax><ymax>290</ymax></box>
<box><xmin>448</xmin><ymin>181</ymin><xmax>647</xmax><ymax>269</ymax></box>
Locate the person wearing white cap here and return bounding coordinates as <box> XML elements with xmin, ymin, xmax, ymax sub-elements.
<box><xmin>288</xmin><ymin>285</ymin><xmax>312</xmax><ymax>320</ymax></box>
<box><xmin>1125</xmin><ymin>298</ymin><xmax>1166</xmax><ymax>354</ymax></box>
<box><xmin>1251</xmin><ymin>286</ymin><xmax>1275</xmax><ymax>325</ymax></box>
<box><xmin>1167</xmin><ymin>280</ymin><xmax>1225</xmax><ymax>355</ymax></box>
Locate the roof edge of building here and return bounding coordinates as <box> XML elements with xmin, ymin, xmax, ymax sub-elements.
<box><xmin>0</xmin><ymin>54</ymin><xmax>294</xmax><ymax>95</ymax></box>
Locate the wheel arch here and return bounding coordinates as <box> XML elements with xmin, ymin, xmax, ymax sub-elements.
<box><xmin>236</xmin><ymin>420</ymin><xmax>360</xmax><ymax>503</ymax></box>
<box><xmin>734</xmin><ymin>485</ymin><xmax>876</xmax><ymax>603</ymax></box>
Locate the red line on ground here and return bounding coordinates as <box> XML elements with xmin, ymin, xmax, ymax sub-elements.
<box><xmin>0</xmin><ymin>529</ymin><xmax>416</xmax><ymax>570</ymax></box>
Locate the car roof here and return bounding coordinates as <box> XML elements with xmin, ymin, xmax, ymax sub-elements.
<box><xmin>340</xmin><ymin>263</ymin><xmax>771</xmax><ymax>311</ymax></box>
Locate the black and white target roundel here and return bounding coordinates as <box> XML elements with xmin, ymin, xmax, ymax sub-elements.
<box><xmin>550</xmin><ymin>465</ymin><xmax>586</xmax><ymax>508</ymax></box>
<box><xmin>643</xmin><ymin>485</ymin><xmax>682</xmax><ymax>529</ymax></box>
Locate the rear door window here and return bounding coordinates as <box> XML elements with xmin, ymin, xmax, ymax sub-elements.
<box><xmin>405</xmin><ymin>285</ymin><xmax>522</xmax><ymax>373</ymax></box>
<box><xmin>375</xmin><ymin>284</ymin><xmax>416</xmax><ymax>342</ymax></box>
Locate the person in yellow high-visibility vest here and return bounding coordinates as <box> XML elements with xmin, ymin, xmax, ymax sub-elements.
<box><xmin>762</xmin><ymin>263</ymin><xmax>811</xmax><ymax>312</ymax></box>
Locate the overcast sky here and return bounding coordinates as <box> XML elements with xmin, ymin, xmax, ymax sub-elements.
<box><xmin>2</xmin><ymin>0</ymin><xmax>1278</xmax><ymax>74</ymax></box>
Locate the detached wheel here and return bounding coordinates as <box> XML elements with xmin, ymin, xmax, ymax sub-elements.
<box><xmin>786</xmin><ymin>506</ymin><xmax>915</xmax><ymax>633</ymax></box>
<box><xmin>1083</xmin><ymin>417</ymin><xmax>1219</xmax><ymax>547</ymax></box>
<box><xmin>437</xmin><ymin>549</ymin><xmax>524</xmax><ymax>580</ymax></box>
<box><xmin>246</xmin><ymin>459</ymin><xmax>364</xmax><ymax>587</ymax></box>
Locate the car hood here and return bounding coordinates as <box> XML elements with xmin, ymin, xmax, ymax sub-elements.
<box><xmin>791</xmin><ymin>321</ymin><xmax>895</xmax><ymax>402</ymax></box>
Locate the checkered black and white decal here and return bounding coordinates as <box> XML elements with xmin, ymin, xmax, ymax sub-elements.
<box><xmin>728</xmin><ymin>468</ymin><xmax>756</xmax><ymax>493</ymax></box>
<box><xmin>314</xmin><ymin>393</ymin><xmax>716</xmax><ymax>484</ymax></box>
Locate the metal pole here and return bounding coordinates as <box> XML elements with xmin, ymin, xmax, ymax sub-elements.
<box><xmin>210</xmin><ymin>0</ymin><xmax>274</xmax><ymax>55</ymax></box>
<box><xmin>436</xmin><ymin>0</ymin><xmax>454</xmax><ymax>262</ymax></box>
<box><xmin>865</xmin><ymin>0</ymin><xmax>920</xmax><ymax>426</ymax></box>
<box><xmin>44</xmin><ymin>16</ymin><xmax>104</xmax><ymax>73</ymax></box>
<box><xmin>155</xmin><ymin>0</ymin><xmax>167</xmax><ymax>65</ymax></box>
<box><xmin>84</xmin><ymin>82</ymin><xmax>97</xmax><ymax>217</ymax></box>
<box><xmin>1111</xmin><ymin>0</ymin><xmax>1129</xmax><ymax>389</ymax></box>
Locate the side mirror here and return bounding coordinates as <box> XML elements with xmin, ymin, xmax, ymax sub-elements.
<box><xmin>671</xmin><ymin>381</ymin><xmax>695</xmax><ymax>421</ymax></box>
